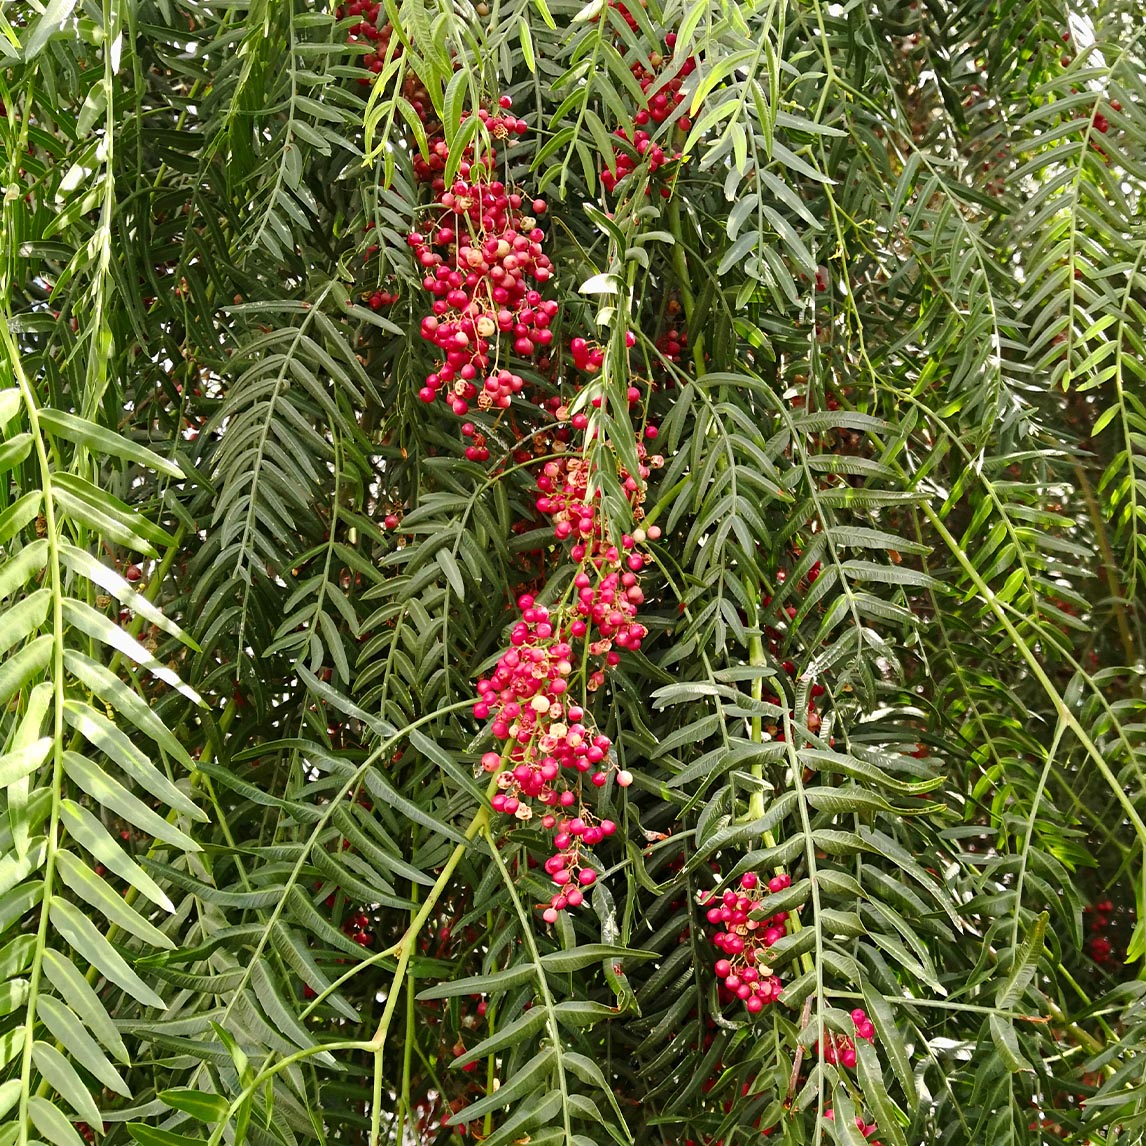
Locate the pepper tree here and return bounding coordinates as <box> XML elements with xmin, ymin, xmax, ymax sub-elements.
<box><xmin>0</xmin><ymin>0</ymin><xmax>1145</xmax><ymax>1143</ymax></box>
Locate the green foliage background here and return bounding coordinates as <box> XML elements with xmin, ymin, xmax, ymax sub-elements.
<box><xmin>0</xmin><ymin>0</ymin><xmax>1145</xmax><ymax>1143</ymax></box>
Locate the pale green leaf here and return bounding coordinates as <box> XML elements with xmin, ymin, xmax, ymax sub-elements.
<box><xmin>0</xmin><ymin>433</ymin><xmax>32</xmax><ymax>472</ymax></box>
<box><xmin>55</xmin><ymin>852</ymin><xmax>176</xmax><ymax>949</ymax></box>
<box><xmin>0</xmin><ymin>1023</ymin><xmax>25</xmax><ymax>1068</ymax></box>
<box><xmin>416</xmin><ymin>963</ymin><xmax>536</xmax><ymax>1000</ymax></box>
<box><xmin>48</xmin><ymin>898</ymin><xmax>166</xmax><ymax>1009</ymax></box>
<box><xmin>0</xmin><ymin>636</ymin><xmax>53</xmax><ymax>707</ymax></box>
<box><xmin>0</xmin><ymin>391</ymin><xmax>22</xmax><ymax>429</ymax></box>
<box><xmin>42</xmin><ymin>949</ymin><xmax>131</xmax><ymax>1068</ymax></box>
<box><xmin>0</xmin><ymin>492</ymin><xmax>41</xmax><ymax>547</ymax></box>
<box><xmin>58</xmin><ymin>546</ymin><xmax>200</xmax><ymax>651</ymax></box>
<box><xmin>0</xmin><ymin>1080</ymin><xmax>21</xmax><ymax>1121</ymax></box>
<box><xmin>6</xmin><ymin>678</ymin><xmax>50</xmax><ymax>861</ymax></box>
<box><xmin>59</xmin><ymin>800</ymin><xmax>175</xmax><ymax>912</ymax></box>
<box><xmin>61</xmin><ymin>753</ymin><xmax>199</xmax><ymax>852</ymax></box>
<box><xmin>0</xmin><ymin>540</ymin><xmax>48</xmax><ymax>601</ymax></box>
<box><xmin>28</xmin><ymin>1094</ymin><xmax>87</xmax><ymax>1146</ymax></box>
<box><xmin>539</xmin><ymin>944</ymin><xmax>659</xmax><ymax>972</ymax></box>
<box><xmin>0</xmin><ymin>979</ymin><xmax>29</xmax><ymax>1016</ymax></box>
<box><xmin>32</xmin><ymin>1041</ymin><xmax>103</xmax><ymax>1126</ymax></box>
<box><xmin>63</xmin><ymin>651</ymin><xmax>195</xmax><ymax>771</ymax></box>
<box><xmin>0</xmin><ymin>738</ymin><xmax>52</xmax><ymax>788</ymax></box>
<box><xmin>61</xmin><ymin>600</ymin><xmax>203</xmax><ymax>703</ymax></box>
<box><xmin>62</xmin><ymin>700</ymin><xmax>205</xmax><ymax>820</ymax></box>
<box><xmin>0</xmin><ymin>587</ymin><xmax>50</xmax><ymax>656</ymax></box>
<box><xmin>23</xmin><ymin>0</ymin><xmax>79</xmax><ymax>58</ymax></box>
<box><xmin>158</xmin><ymin>1090</ymin><xmax>229</xmax><ymax>1123</ymax></box>
<box><xmin>452</xmin><ymin>1007</ymin><xmax>547</xmax><ymax>1067</ymax></box>
<box><xmin>51</xmin><ymin>475</ymin><xmax>162</xmax><ymax>556</ymax></box>
<box><xmin>451</xmin><ymin>1048</ymin><xmax>555</xmax><ymax>1123</ymax></box>
<box><xmin>0</xmin><ymin>837</ymin><xmax>45</xmax><ymax>897</ymax></box>
<box><xmin>989</xmin><ymin>1013</ymin><xmax>1033</xmax><ymax>1072</ymax></box>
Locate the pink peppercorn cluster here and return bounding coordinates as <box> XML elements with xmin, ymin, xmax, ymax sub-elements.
<box><xmin>474</xmin><ymin>454</ymin><xmax>661</xmax><ymax>920</ymax></box>
<box><xmin>701</xmin><ymin>872</ymin><xmax>788</xmax><ymax>1014</ymax></box>
<box><xmin>407</xmin><ymin>100</ymin><xmax>557</xmax><ymax>416</ymax></box>
<box><xmin>569</xmin><ymin>336</ymin><xmax>606</xmax><ymax>375</ymax></box>
<box><xmin>815</xmin><ymin>1008</ymin><xmax>875</xmax><ymax>1069</ymax></box>
<box><xmin>358</xmin><ymin>224</ymin><xmax>401</xmax><ymax>312</ymax></box>
<box><xmin>633</xmin><ymin>36</ymin><xmax>696</xmax><ymax>128</ymax></box>
<box><xmin>472</xmin><ymin>400</ymin><xmax>662</xmax><ymax>920</ymax></box>
<box><xmin>359</xmin><ymin>0</ymin><xmax>670</xmax><ymax>931</ymax></box>
<box><xmin>474</xmin><ymin>601</ymin><xmax>629</xmax><ymax>923</ymax></box>
<box><xmin>341</xmin><ymin>0</ymin><xmax>390</xmax><ymax>79</ymax></box>
<box><xmin>341</xmin><ymin>4</ymin><xmax>434</xmax><ymax>117</ymax></box>
<box><xmin>598</xmin><ymin>34</ymin><xmax>696</xmax><ymax>195</ymax></box>
<box><xmin>536</xmin><ymin>452</ymin><xmax>648</xmax><ymax>585</ymax></box>
<box><xmin>606</xmin><ymin>0</ymin><xmax>642</xmax><ymax>31</ymax></box>
<box><xmin>655</xmin><ymin>324</ymin><xmax>688</xmax><ymax>365</ymax></box>
<box><xmin>602</xmin><ymin>128</ymin><xmax>683</xmax><ymax>196</ymax></box>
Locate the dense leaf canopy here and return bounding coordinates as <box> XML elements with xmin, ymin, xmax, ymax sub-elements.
<box><xmin>1</xmin><ymin>0</ymin><xmax>1145</xmax><ymax>1143</ymax></box>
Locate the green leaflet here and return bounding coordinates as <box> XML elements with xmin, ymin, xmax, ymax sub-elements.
<box><xmin>48</xmin><ymin>899</ymin><xmax>166</xmax><ymax>1010</ymax></box>
<box><xmin>54</xmin><ymin>852</ymin><xmax>176</xmax><ymax>949</ymax></box>
<box><xmin>38</xmin><ymin>407</ymin><xmax>184</xmax><ymax>479</ymax></box>
<box><xmin>28</xmin><ymin>1095</ymin><xmax>87</xmax><ymax>1146</ymax></box>
<box><xmin>451</xmin><ymin>1006</ymin><xmax>547</xmax><ymax>1067</ymax></box>
<box><xmin>538</xmin><ymin>944</ymin><xmax>660</xmax><ymax>972</ymax></box>
<box><xmin>32</xmin><ymin>1042</ymin><xmax>103</xmax><ymax>1126</ymax></box>
<box><xmin>59</xmin><ymin>800</ymin><xmax>175</xmax><ymax>911</ymax></box>
<box><xmin>42</xmin><ymin>949</ymin><xmax>131</xmax><ymax>1067</ymax></box>
<box><xmin>61</xmin><ymin>700</ymin><xmax>205</xmax><ymax>820</ymax></box>
<box><xmin>61</xmin><ymin>752</ymin><xmax>199</xmax><ymax>852</ymax></box>
<box><xmin>417</xmin><ymin>962</ymin><xmax>537</xmax><ymax>1000</ymax></box>
<box><xmin>450</xmin><ymin>1047</ymin><xmax>556</xmax><ymax>1124</ymax></box>
<box><xmin>157</xmin><ymin>1091</ymin><xmax>229</xmax><ymax>1123</ymax></box>
<box><xmin>60</xmin><ymin>601</ymin><xmax>202</xmax><ymax>703</ymax></box>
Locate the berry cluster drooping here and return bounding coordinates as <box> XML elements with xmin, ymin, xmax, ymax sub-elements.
<box><xmin>476</xmin><ymin>442</ymin><xmax>660</xmax><ymax>920</ymax></box>
<box><xmin>408</xmin><ymin>101</ymin><xmax>557</xmax><ymax>416</ymax></box>
<box><xmin>598</xmin><ymin>33</ymin><xmax>695</xmax><ymax>195</ymax></box>
<box><xmin>701</xmin><ymin>872</ymin><xmax>788</xmax><ymax>1014</ymax></box>
<box><xmin>342</xmin><ymin>0</ymin><xmax>390</xmax><ymax>80</ymax></box>
<box><xmin>343</xmin><ymin>16</ymin><xmax>668</xmax><ymax>923</ymax></box>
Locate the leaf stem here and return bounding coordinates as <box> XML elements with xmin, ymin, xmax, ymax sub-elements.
<box><xmin>364</xmin><ymin>780</ymin><xmax>497</xmax><ymax>1146</ymax></box>
<box><xmin>3</xmin><ymin>323</ymin><xmax>67</xmax><ymax>1146</ymax></box>
<box><xmin>481</xmin><ymin>828</ymin><xmax>575</xmax><ymax>1146</ymax></box>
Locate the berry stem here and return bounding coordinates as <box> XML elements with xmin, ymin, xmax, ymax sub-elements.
<box><xmin>748</xmin><ymin>619</ymin><xmax>767</xmax><ymax>823</ymax></box>
<box><xmin>395</xmin><ymin>882</ymin><xmax>419</xmax><ymax>1146</ymax></box>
